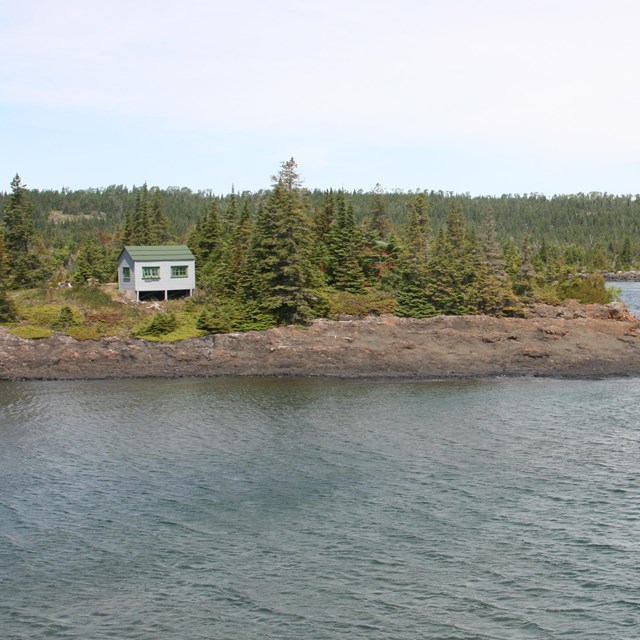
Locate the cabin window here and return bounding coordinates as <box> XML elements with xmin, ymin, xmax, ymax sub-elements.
<box><xmin>142</xmin><ymin>266</ymin><xmax>160</xmax><ymax>280</ymax></box>
<box><xmin>171</xmin><ymin>265</ymin><xmax>188</xmax><ymax>278</ymax></box>
<box><xmin>122</xmin><ymin>266</ymin><xmax>131</xmax><ymax>282</ymax></box>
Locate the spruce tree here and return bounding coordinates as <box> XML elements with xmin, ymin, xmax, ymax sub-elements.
<box><xmin>229</xmin><ymin>200</ymin><xmax>254</xmax><ymax>296</ymax></box>
<box><xmin>619</xmin><ymin>236</ymin><xmax>632</xmax><ymax>270</ymax></box>
<box><xmin>396</xmin><ymin>194</ymin><xmax>434</xmax><ymax>317</ymax></box>
<box><xmin>130</xmin><ymin>184</ymin><xmax>151</xmax><ymax>245</ymax></box>
<box><xmin>425</xmin><ymin>203</ymin><xmax>475</xmax><ymax>315</ymax></box>
<box><xmin>250</xmin><ymin>159</ymin><xmax>318</xmax><ymax>323</ymax></box>
<box><xmin>370</xmin><ymin>183</ymin><xmax>391</xmax><ymax>239</ymax></box>
<box><xmin>0</xmin><ymin>232</ymin><xmax>15</xmax><ymax>322</ymax></box>
<box><xmin>2</xmin><ymin>174</ymin><xmax>43</xmax><ymax>288</ymax></box>
<box><xmin>329</xmin><ymin>191</ymin><xmax>366</xmax><ymax>293</ymax></box>
<box><xmin>149</xmin><ymin>189</ymin><xmax>172</xmax><ymax>244</ymax></box>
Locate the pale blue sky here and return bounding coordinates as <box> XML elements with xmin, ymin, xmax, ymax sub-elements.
<box><xmin>2</xmin><ymin>0</ymin><xmax>639</xmax><ymax>195</ymax></box>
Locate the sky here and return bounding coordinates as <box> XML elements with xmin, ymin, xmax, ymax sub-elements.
<box><xmin>2</xmin><ymin>0</ymin><xmax>640</xmax><ymax>196</ymax></box>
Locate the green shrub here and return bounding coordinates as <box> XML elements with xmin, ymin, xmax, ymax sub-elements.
<box><xmin>557</xmin><ymin>273</ymin><xmax>613</xmax><ymax>304</ymax></box>
<box><xmin>0</xmin><ymin>290</ymin><xmax>16</xmax><ymax>323</ymax></box>
<box><xmin>194</xmin><ymin>299</ymin><xmax>277</xmax><ymax>334</ymax></box>
<box><xmin>51</xmin><ymin>306</ymin><xmax>78</xmax><ymax>330</ymax></box>
<box><xmin>134</xmin><ymin>311</ymin><xmax>178</xmax><ymax>338</ymax></box>
<box><xmin>10</xmin><ymin>325</ymin><xmax>53</xmax><ymax>339</ymax></box>
<box><xmin>327</xmin><ymin>289</ymin><xmax>397</xmax><ymax>318</ymax></box>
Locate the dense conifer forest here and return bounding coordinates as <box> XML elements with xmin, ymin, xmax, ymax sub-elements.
<box><xmin>0</xmin><ymin>160</ymin><xmax>629</xmax><ymax>335</ymax></box>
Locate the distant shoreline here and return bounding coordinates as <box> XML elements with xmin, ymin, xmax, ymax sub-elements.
<box><xmin>1</xmin><ymin>302</ymin><xmax>639</xmax><ymax>382</ymax></box>
<box><xmin>604</xmin><ymin>272</ymin><xmax>640</xmax><ymax>282</ymax></box>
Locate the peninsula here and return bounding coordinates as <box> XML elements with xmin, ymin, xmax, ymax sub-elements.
<box><xmin>1</xmin><ymin>302</ymin><xmax>638</xmax><ymax>381</ymax></box>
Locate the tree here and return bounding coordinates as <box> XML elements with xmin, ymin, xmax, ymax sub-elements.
<box><xmin>329</xmin><ymin>191</ymin><xmax>366</xmax><ymax>293</ymax></box>
<box><xmin>619</xmin><ymin>236</ymin><xmax>632</xmax><ymax>270</ymax></box>
<box><xmin>2</xmin><ymin>174</ymin><xmax>44</xmax><ymax>288</ymax></box>
<box><xmin>250</xmin><ymin>159</ymin><xmax>319</xmax><ymax>323</ymax></box>
<box><xmin>149</xmin><ymin>189</ymin><xmax>172</xmax><ymax>244</ymax></box>
<box><xmin>396</xmin><ymin>194</ymin><xmax>434</xmax><ymax>317</ymax></box>
<box><xmin>425</xmin><ymin>203</ymin><xmax>475</xmax><ymax>315</ymax></box>
<box><xmin>370</xmin><ymin>183</ymin><xmax>391</xmax><ymax>239</ymax></box>
<box><xmin>72</xmin><ymin>236</ymin><xmax>113</xmax><ymax>284</ymax></box>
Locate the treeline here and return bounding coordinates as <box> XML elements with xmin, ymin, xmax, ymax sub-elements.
<box><xmin>0</xmin><ymin>162</ymin><xmax>620</xmax><ymax>327</ymax></box>
<box><xmin>2</xmin><ymin>176</ymin><xmax>640</xmax><ymax>270</ymax></box>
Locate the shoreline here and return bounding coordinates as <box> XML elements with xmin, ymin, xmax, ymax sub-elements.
<box><xmin>1</xmin><ymin>302</ymin><xmax>639</xmax><ymax>382</ymax></box>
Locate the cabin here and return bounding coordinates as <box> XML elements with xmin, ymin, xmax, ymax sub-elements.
<box><xmin>117</xmin><ymin>245</ymin><xmax>196</xmax><ymax>302</ymax></box>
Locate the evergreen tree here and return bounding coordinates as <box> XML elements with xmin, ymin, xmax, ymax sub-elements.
<box><xmin>0</xmin><ymin>232</ymin><xmax>8</xmax><ymax>286</ymax></box>
<box><xmin>474</xmin><ymin>210</ymin><xmax>521</xmax><ymax>315</ymax></box>
<box><xmin>425</xmin><ymin>203</ymin><xmax>475</xmax><ymax>315</ymax></box>
<box><xmin>0</xmin><ymin>231</ymin><xmax>15</xmax><ymax>322</ymax></box>
<box><xmin>72</xmin><ymin>236</ymin><xmax>113</xmax><ymax>284</ymax></box>
<box><xmin>224</xmin><ymin>187</ymin><xmax>239</xmax><ymax>232</ymax></box>
<box><xmin>2</xmin><ymin>174</ymin><xmax>43</xmax><ymax>288</ymax></box>
<box><xmin>149</xmin><ymin>189</ymin><xmax>172</xmax><ymax>244</ymax></box>
<box><xmin>329</xmin><ymin>192</ymin><xmax>366</xmax><ymax>293</ymax></box>
<box><xmin>250</xmin><ymin>159</ymin><xmax>319</xmax><ymax>323</ymax></box>
<box><xmin>229</xmin><ymin>200</ymin><xmax>254</xmax><ymax>296</ymax></box>
<box><xmin>370</xmin><ymin>183</ymin><xmax>391</xmax><ymax>239</ymax></box>
<box><xmin>130</xmin><ymin>184</ymin><xmax>151</xmax><ymax>244</ymax></box>
<box><xmin>396</xmin><ymin>194</ymin><xmax>434</xmax><ymax>317</ymax></box>
<box><xmin>619</xmin><ymin>236</ymin><xmax>632</xmax><ymax>270</ymax></box>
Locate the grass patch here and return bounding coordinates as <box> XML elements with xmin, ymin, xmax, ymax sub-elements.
<box><xmin>17</xmin><ymin>304</ymin><xmax>83</xmax><ymax>328</ymax></box>
<box><xmin>61</xmin><ymin>285</ymin><xmax>116</xmax><ymax>309</ymax></box>
<box><xmin>66</xmin><ymin>325</ymin><xmax>103</xmax><ymax>340</ymax></box>
<box><xmin>10</xmin><ymin>326</ymin><xmax>53</xmax><ymax>339</ymax></box>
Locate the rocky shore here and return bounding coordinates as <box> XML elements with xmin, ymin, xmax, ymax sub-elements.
<box><xmin>1</xmin><ymin>301</ymin><xmax>639</xmax><ymax>381</ymax></box>
<box><xmin>604</xmin><ymin>271</ymin><xmax>640</xmax><ymax>281</ymax></box>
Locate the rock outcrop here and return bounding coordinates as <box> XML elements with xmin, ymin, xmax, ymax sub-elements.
<box><xmin>1</xmin><ymin>303</ymin><xmax>639</xmax><ymax>381</ymax></box>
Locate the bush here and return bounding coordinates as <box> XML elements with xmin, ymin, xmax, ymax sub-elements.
<box><xmin>51</xmin><ymin>306</ymin><xmax>78</xmax><ymax>330</ymax></box>
<box><xmin>194</xmin><ymin>299</ymin><xmax>277</xmax><ymax>334</ymax></box>
<box><xmin>557</xmin><ymin>273</ymin><xmax>613</xmax><ymax>304</ymax></box>
<box><xmin>0</xmin><ymin>290</ymin><xmax>16</xmax><ymax>323</ymax></box>
<box><xmin>134</xmin><ymin>311</ymin><xmax>178</xmax><ymax>338</ymax></box>
<box><xmin>327</xmin><ymin>289</ymin><xmax>397</xmax><ymax>318</ymax></box>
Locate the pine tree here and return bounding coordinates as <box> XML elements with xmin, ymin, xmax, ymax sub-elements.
<box><xmin>224</xmin><ymin>187</ymin><xmax>239</xmax><ymax>232</ymax></box>
<box><xmin>473</xmin><ymin>209</ymin><xmax>521</xmax><ymax>316</ymax></box>
<box><xmin>0</xmin><ymin>231</ymin><xmax>15</xmax><ymax>322</ymax></box>
<box><xmin>619</xmin><ymin>236</ymin><xmax>632</xmax><ymax>270</ymax></box>
<box><xmin>229</xmin><ymin>200</ymin><xmax>254</xmax><ymax>296</ymax></box>
<box><xmin>329</xmin><ymin>191</ymin><xmax>366</xmax><ymax>293</ymax></box>
<box><xmin>425</xmin><ymin>203</ymin><xmax>475</xmax><ymax>315</ymax></box>
<box><xmin>250</xmin><ymin>159</ymin><xmax>319</xmax><ymax>323</ymax></box>
<box><xmin>131</xmin><ymin>183</ymin><xmax>151</xmax><ymax>245</ymax></box>
<box><xmin>2</xmin><ymin>174</ymin><xmax>43</xmax><ymax>288</ymax></box>
<box><xmin>72</xmin><ymin>236</ymin><xmax>113</xmax><ymax>284</ymax></box>
<box><xmin>149</xmin><ymin>189</ymin><xmax>172</xmax><ymax>244</ymax></box>
<box><xmin>396</xmin><ymin>194</ymin><xmax>434</xmax><ymax>317</ymax></box>
<box><xmin>370</xmin><ymin>183</ymin><xmax>391</xmax><ymax>240</ymax></box>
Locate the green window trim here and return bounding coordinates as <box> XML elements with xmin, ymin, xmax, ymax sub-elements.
<box><xmin>122</xmin><ymin>266</ymin><xmax>131</xmax><ymax>282</ymax></box>
<box><xmin>171</xmin><ymin>265</ymin><xmax>188</xmax><ymax>278</ymax></box>
<box><xmin>142</xmin><ymin>266</ymin><xmax>160</xmax><ymax>280</ymax></box>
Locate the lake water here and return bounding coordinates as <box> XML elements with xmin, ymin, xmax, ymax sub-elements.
<box><xmin>609</xmin><ymin>280</ymin><xmax>640</xmax><ymax>317</ymax></box>
<box><xmin>1</xmin><ymin>285</ymin><xmax>640</xmax><ymax>640</ymax></box>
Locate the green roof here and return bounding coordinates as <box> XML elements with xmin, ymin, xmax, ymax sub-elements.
<box><xmin>122</xmin><ymin>245</ymin><xmax>195</xmax><ymax>262</ymax></box>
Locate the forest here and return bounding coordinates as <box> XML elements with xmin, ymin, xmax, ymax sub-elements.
<box><xmin>0</xmin><ymin>160</ymin><xmax>629</xmax><ymax>338</ymax></box>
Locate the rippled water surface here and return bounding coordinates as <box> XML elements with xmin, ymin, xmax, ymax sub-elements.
<box><xmin>2</xmin><ymin>376</ymin><xmax>640</xmax><ymax>639</ymax></box>
<box><xmin>609</xmin><ymin>280</ymin><xmax>640</xmax><ymax>317</ymax></box>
